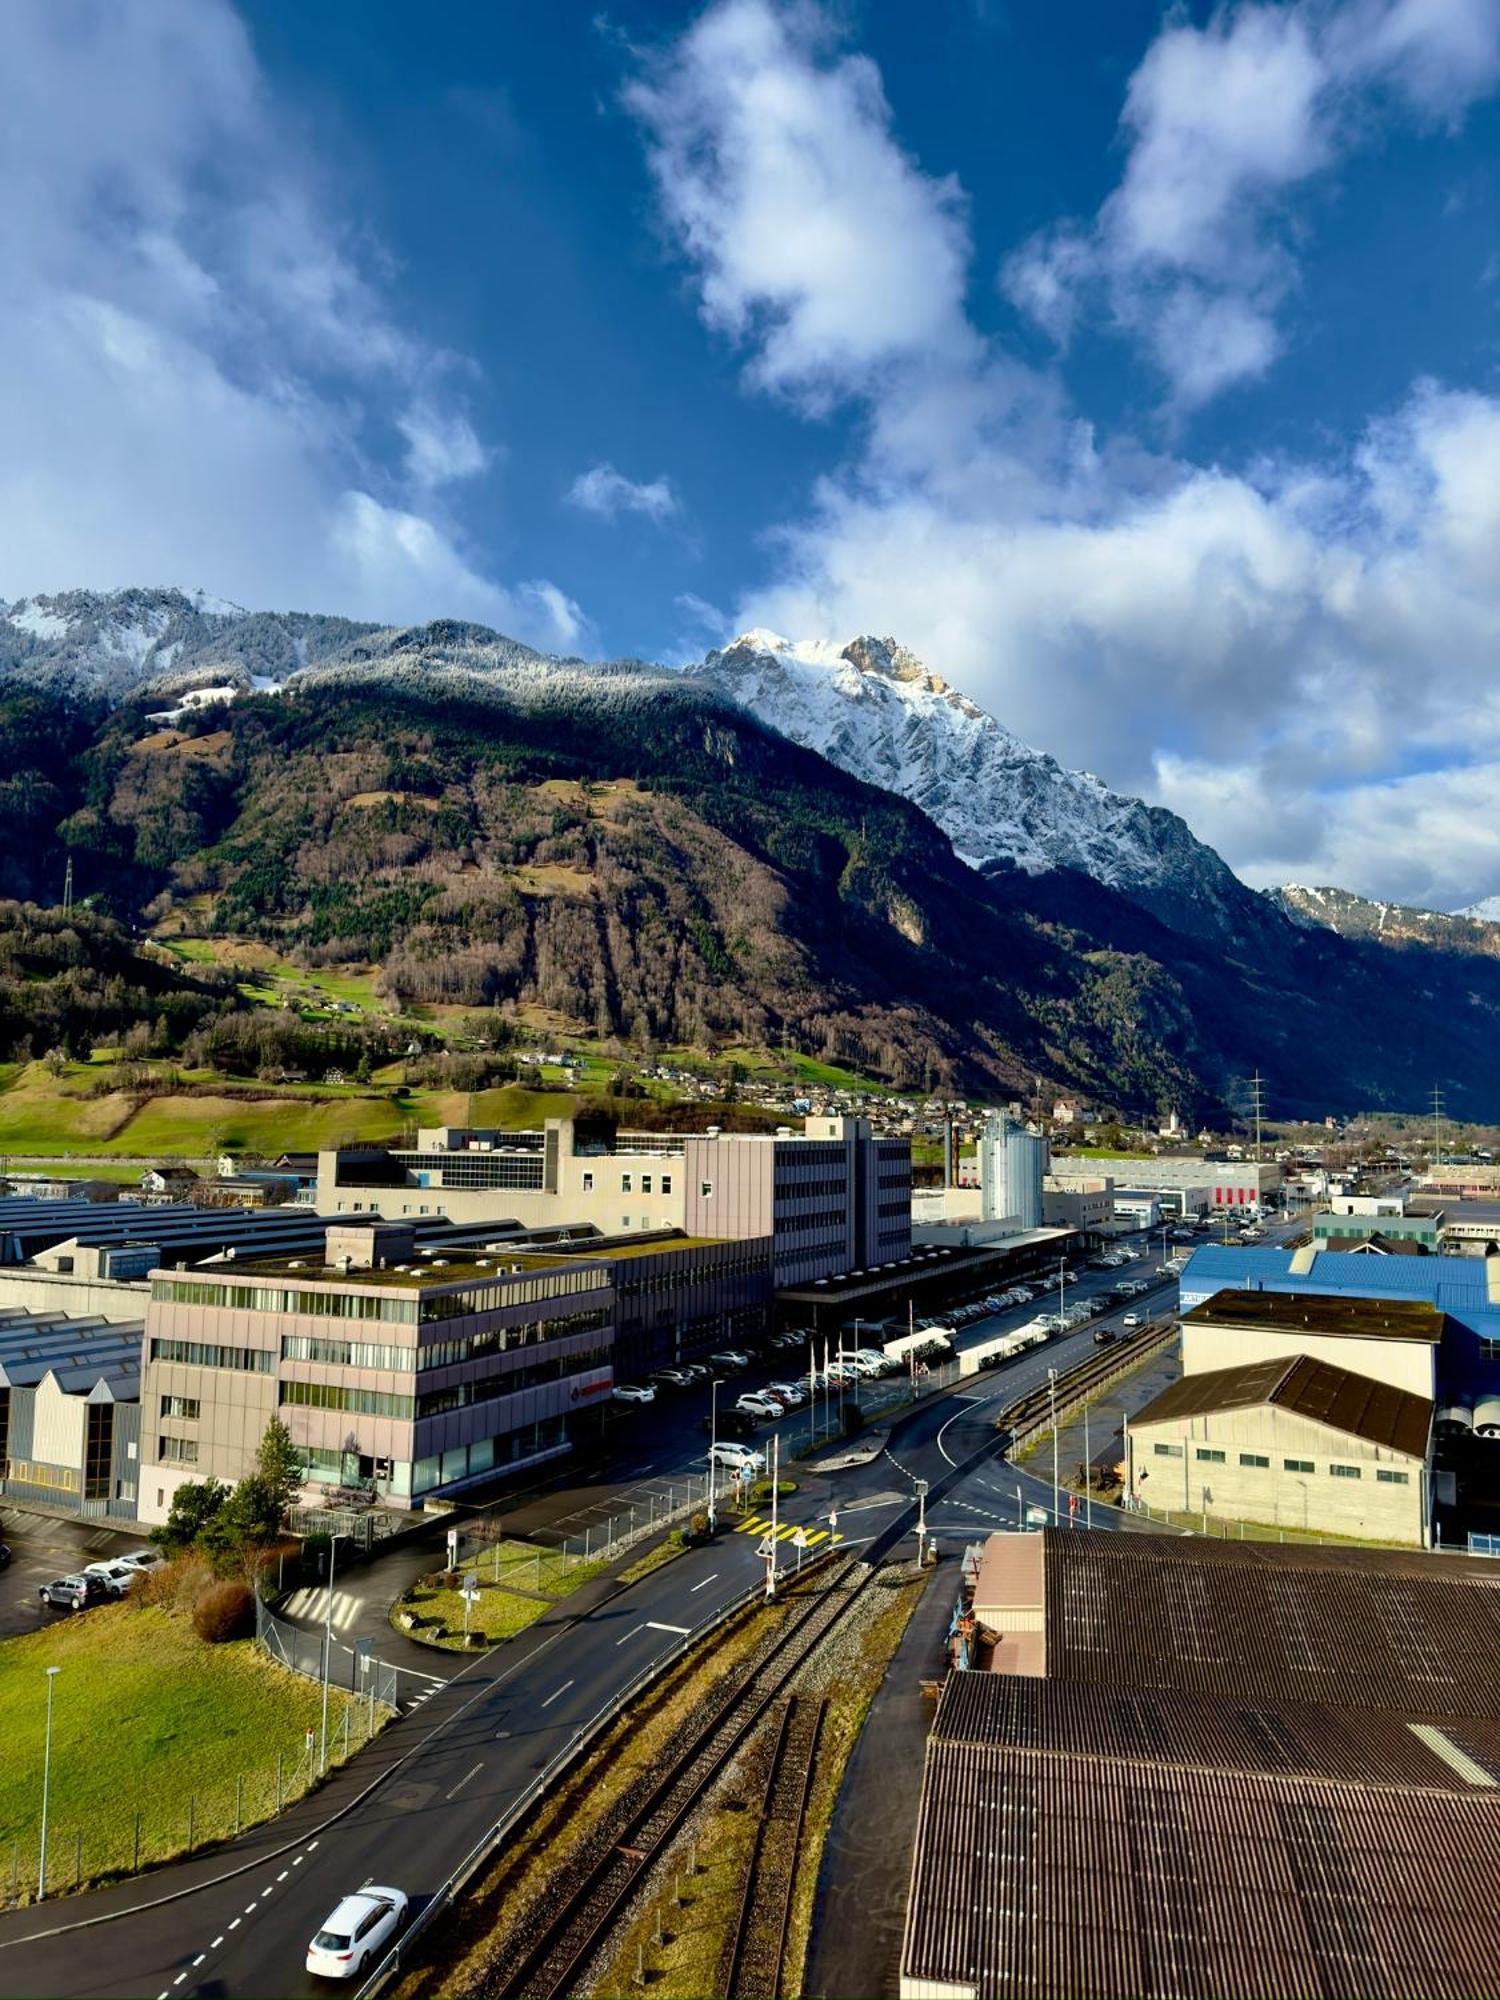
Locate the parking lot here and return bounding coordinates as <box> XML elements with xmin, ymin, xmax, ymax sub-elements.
<box><xmin>0</xmin><ymin>1511</ymin><xmax>142</xmax><ymax>1638</ymax></box>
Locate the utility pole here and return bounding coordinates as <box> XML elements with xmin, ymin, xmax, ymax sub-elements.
<box><xmin>1048</xmin><ymin>1366</ymin><xmax>1059</xmax><ymax>1526</ymax></box>
<box><xmin>319</xmin><ymin>1532</ymin><xmax>347</xmax><ymax>1774</ymax></box>
<box><xmin>1431</xmin><ymin>1086</ymin><xmax>1446</xmax><ymax>1170</ymax></box>
<box><xmin>38</xmin><ymin>1666</ymin><xmax>61</xmax><ymax>1901</ymax></box>
<box><xmin>61</xmin><ymin>857</ymin><xmax>73</xmax><ymax>918</ymax></box>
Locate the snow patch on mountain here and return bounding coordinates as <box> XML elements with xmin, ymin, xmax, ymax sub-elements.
<box><xmin>1459</xmin><ymin>896</ymin><xmax>1500</xmax><ymax>922</ymax></box>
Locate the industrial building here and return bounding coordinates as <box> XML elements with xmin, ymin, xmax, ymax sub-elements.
<box><xmin>317</xmin><ymin>1114</ymin><xmax>910</xmax><ymax>1287</ymax></box>
<box><xmin>900</xmin><ymin>1530</ymin><xmax>1500</xmax><ymax>2000</ymax></box>
<box><xmin>1177</xmin><ymin>1244</ymin><xmax>1500</xmax><ymax>1411</ymax></box>
<box><xmin>137</xmin><ymin>1220</ymin><xmax>617</xmax><ymax>1522</ymax></box>
<box><xmin>1128</xmin><ymin>1351</ymin><xmax>1433</xmax><ymax>1542</ymax></box>
<box><xmin>1050</xmin><ymin>1154</ymin><xmax>1281</xmax><ymax>1218</ymax></box>
<box><xmin>0</xmin><ymin>1309</ymin><xmax>141</xmax><ymax>1518</ymax></box>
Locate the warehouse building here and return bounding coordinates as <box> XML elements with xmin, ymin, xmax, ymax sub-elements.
<box><xmin>1128</xmin><ymin>1351</ymin><xmax>1433</xmax><ymax>1543</ymax></box>
<box><xmin>137</xmin><ymin>1220</ymin><xmax>616</xmax><ymax>1522</ymax></box>
<box><xmin>1178</xmin><ymin>1288</ymin><xmax>1446</xmax><ymax>1399</ymax></box>
<box><xmin>1177</xmin><ymin>1244</ymin><xmax>1500</xmax><ymax>1408</ymax></box>
<box><xmin>901</xmin><ymin>1531</ymin><xmax>1500</xmax><ymax>2000</ymax></box>
<box><xmin>0</xmin><ymin>1310</ymin><xmax>141</xmax><ymax>1518</ymax></box>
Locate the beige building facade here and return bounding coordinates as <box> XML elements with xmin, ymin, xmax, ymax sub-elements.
<box><xmin>1130</xmin><ymin>1353</ymin><xmax>1432</xmax><ymax>1544</ymax></box>
<box><xmin>138</xmin><ymin>1221</ymin><xmax>615</xmax><ymax>1522</ymax></box>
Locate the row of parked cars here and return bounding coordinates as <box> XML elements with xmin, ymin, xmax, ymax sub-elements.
<box><xmin>611</xmin><ymin>1327</ymin><xmax>822</xmax><ymax>1408</ymax></box>
<box><xmin>34</xmin><ymin>1546</ymin><xmax>163</xmax><ymax>1613</ymax></box>
<box><xmin>945</xmin><ymin>1282</ymin><xmax>1039</xmax><ymax>1329</ymax></box>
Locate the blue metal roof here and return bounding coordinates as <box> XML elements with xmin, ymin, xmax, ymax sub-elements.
<box><xmin>1180</xmin><ymin>1244</ymin><xmax>1500</xmax><ymax>1330</ymax></box>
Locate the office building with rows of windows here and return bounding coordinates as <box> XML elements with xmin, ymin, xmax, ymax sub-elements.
<box><xmin>316</xmin><ymin>1114</ymin><xmax>911</xmax><ymax>1289</ymax></box>
<box><xmin>137</xmin><ymin>1220</ymin><xmax>614</xmax><ymax>1523</ymax></box>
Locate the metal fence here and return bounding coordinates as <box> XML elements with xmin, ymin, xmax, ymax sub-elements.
<box><xmin>256</xmin><ymin>1594</ymin><xmax>435</xmax><ymax>1712</ymax></box>
<box><xmin>0</xmin><ymin>1634</ymin><xmax>381</xmax><ymax>1911</ymax></box>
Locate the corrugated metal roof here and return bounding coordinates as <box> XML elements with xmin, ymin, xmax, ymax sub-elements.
<box><xmin>0</xmin><ymin>1309</ymin><xmax>142</xmax><ymax>1397</ymax></box>
<box><xmin>1183</xmin><ymin>1243</ymin><xmax>1497</xmax><ymax>1314</ymax></box>
<box><xmin>1043</xmin><ymin>1533</ymin><xmax>1500</xmax><ymax>1714</ymax></box>
<box><xmin>902</xmin><ymin>1739</ymin><xmax>1500</xmax><ymax>2000</ymax></box>
<box><xmin>903</xmin><ymin>1539</ymin><xmax>1500</xmax><ymax>2000</ymax></box>
<box><xmin>1134</xmin><ymin>1352</ymin><xmax>1433</xmax><ymax>1458</ymax></box>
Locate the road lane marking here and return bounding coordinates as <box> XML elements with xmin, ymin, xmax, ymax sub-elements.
<box><xmin>211</xmin><ymin>1937</ymin><xmax>223</xmax><ymax>1948</ymax></box>
<box><xmin>192</xmin><ymin>1955</ymin><xmax>206</xmax><ymax>1967</ymax></box>
<box><xmin>293</xmin><ymin>1854</ymin><xmax>304</xmax><ymax>1865</ymax></box>
<box><xmin>541</xmin><ymin>1678</ymin><xmax>574</xmax><ymax>1708</ymax></box>
<box><xmin>615</xmin><ymin>1623</ymin><xmax>645</xmax><ymax>1646</ymax></box>
<box><xmin>688</xmin><ymin>1572</ymin><xmax>718</xmax><ymax>1592</ymax></box>
<box><xmin>446</xmin><ymin>1762</ymin><xmax>484</xmax><ymax>1800</ymax></box>
<box><xmin>174</xmin><ymin>1976</ymin><xmax>187</xmax><ymax>1987</ymax></box>
<box><xmin>647</xmin><ymin>1620</ymin><xmax>689</xmax><ymax>1635</ymax></box>
<box><xmin>228</xmin><ymin>1919</ymin><xmax>241</xmax><ymax>1930</ymax></box>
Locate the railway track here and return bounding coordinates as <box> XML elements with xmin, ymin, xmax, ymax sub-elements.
<box><xmin>490</xmin><ymin>1553</ymin><xmax>868</xmax><ymax>2000</ymax></box>
<box><xmin>723</xmin><ymin>1693</ymin><xmax>826</xmax><ymax>2000</ymax></box>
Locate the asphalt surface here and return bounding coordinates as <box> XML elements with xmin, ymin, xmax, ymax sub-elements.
<box><xmin>0</xmin><ymin>1221</ymin><xmax>1291</xmax><ymax>1997</ymax></box>
<box><xmin>0</xmin><ymin>1514</ymin><xmax>145</xmax><ymax>1639</ymax></box>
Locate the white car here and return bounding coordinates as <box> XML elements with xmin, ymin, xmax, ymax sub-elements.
<box><xmin>306</xmin><ymin>1887</ymin><xmax>408</xmax><ymax>1980</ymax></box>
<box><xmin>83</xmin><ymin>1558</ymin><xmax>143</xmax><ymax>1597</ymax></box>
<box><xmin>116</xmin><ymin>1549</ymin><xmax>165</xmax><ymax>1573</ymax></box>
<box><xmin>612</xmin><ymin>1383</ymin><xmax>656</xmax><ymax>1404</ymax></box>
<box><xmin>736</xmin><ymin>1393</ymin><xmax>783</xmax><ymax>1419</ymax></box>
<box><xmin>1122</xmin><ymin>1313</ymin><xmax>1141</xmax><ymax>1328</ymax></box>
<box><xmin>766</xmin><ymin>1381</ymin><xmax>807</xmax><ymax>1405</ymax></box>
<box><xmin>709</xmin><ymin>1441</ymin><xmax>765</xmax><ymax>1471</ymax></box>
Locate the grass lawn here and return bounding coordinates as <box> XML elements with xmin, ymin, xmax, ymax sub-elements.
<box><xmin>392</xmin><ymin>1540</ymin><xmax>607</xmax><ymax>1651</ymax></box>
<box><xmin>0</xmin><ymin>1602</ymin><xmax>376</xmax><ymax>1902</ymax></box>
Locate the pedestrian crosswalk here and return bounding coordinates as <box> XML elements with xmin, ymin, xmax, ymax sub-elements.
<box><xmin>281</xmin><ymin>1587</ymin><xmax>362</xmax><ymax>1631</ymax></box>
<box><xmin>733</xmin><ymin>1516</ymin><xmax>843</xmax><ymax>1546</ymax></box>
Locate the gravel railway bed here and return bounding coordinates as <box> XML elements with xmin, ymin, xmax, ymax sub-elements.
<box><xmin>487</xmin><ymin>1554</ymin><xmax>868</xmax><ymax>1999</ymax></box>
<box><xmin>723</xmin><ymin>1693</ymin><xmax>825</xmax><ymax>2000</ymax></box>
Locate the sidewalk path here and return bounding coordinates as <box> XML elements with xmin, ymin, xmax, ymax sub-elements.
<box><xmin>803</xmin><ymin>1560</ymin><xmax>952</xmax><ymax>2000</ymax></box>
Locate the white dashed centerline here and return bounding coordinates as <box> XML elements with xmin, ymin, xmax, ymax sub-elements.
<box><xmin>445</xmin><ymin>1762</ymin><xmax>483</xmax><ymax>1801</ymax></box>
<box><xmin>688</xmin><ymin>1573</ymin><xmax>718</xmax><ymax>1592</ymax></box>
<box><xmin>540</xmin><ymin>1678</ymin><xmax>574</xmax><ymax>1709</ymax></box>
<box><xmin>615</xmin><ymin>1624</ymin><xmax>644</xmax><ymax>1647</ymax></box>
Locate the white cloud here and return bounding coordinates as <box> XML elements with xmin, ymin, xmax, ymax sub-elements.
<box><xmin>628</xmin><ymin>0</ymin><xmax>1500</xmax><ymax>911</ymax></box>
<box><xmin>1004</xmin><ymin>0</ymin><xmax>1500</xmax><ymax>408</ymax></box>
<box><xmin>0</xmin><ymin>0</ymin><xmax>580</xmax><ymax>650</ymax></box>
<box><xmin>566</xmin><ymin>462</ymin><xmax>681</xmax><ymax>523</ymax></box>
<box><xmin>623</xmin><ymin>0</ymin><xmax>975</xmax><ymax>409</ymax></box>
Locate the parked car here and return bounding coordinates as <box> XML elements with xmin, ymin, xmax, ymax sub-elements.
<box><xmin>766</xmin><ymin>1381</ymin><xmax>807</xmax><ymax>1406</ymax></box>
<box><xmin>651</xmin><ymin>1368</ymin><xmax>694</xmax><ymax>1390</ymax></box>
<box><xmin>736</xmin><ymin>1393</ymin><xmax>783</xmax><ymax>1419</ymax></box>
<box><xmin>708</xmin><ymin>1350</ymin><xmax>752</xmax><ymax>1372</ymax></box>
<box><xmin>306</xmin><ymin>1887</ymin><xmax>409</xmax><ymax>1981</ymax></box>
<box><xmin>116</xmin><ymin>1549</ymin><xmax>165</xmax><ymax>1574</ymax></box>
<box><xmin>612</xmin><ymin>1383</ymin><xmax>656</xmax><ymax>1405</ymax></box>
<box><xmin>708</xmin><ymin>1440</ymin><xmax>766</xmax><ymax>1471</ymax></box>
<box><xmin>38</xmin><ymin>1574</ymin><xmax>111</xmax><ymax>1613</ymax></box>
<box><xmin>0</xmin><ymin>1543</ymin><xmax>10</xmax><ymax>1570</ymax></box>
<box><xmin>679</xmin><ymin>1362</ymin><xmax>710</xmax><ymax>1382</ymax></box>
<box><xmin>83</xmin><ymin>1558</ymin><xmax>143</xmax><ymax>1597</ymax></box>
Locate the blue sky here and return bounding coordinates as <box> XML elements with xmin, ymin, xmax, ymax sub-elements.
<box><xmin>4</xmin><ymin>0</ymin><xmax>1500</xmax><ymax>908</ymax></box>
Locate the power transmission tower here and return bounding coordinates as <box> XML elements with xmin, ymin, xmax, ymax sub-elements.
<box><xmin>62</xmin><ymin>857</ymin><xmax>73</xmax><ymax>917</ymax></box>
<box><xmin>1248</xmin><ymin>1072</ymin><xmax>1266</xmax><ymax>1164</ymax></box>
<box><xmin>1431</xmin><ymin>1086</ymin><xmax>1446</xmax><ymax>1169</ymax></box>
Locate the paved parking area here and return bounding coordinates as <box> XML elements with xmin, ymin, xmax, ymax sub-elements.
<box><xmin>0</xmin><ymin>1510</ymin><xmax>143</xmax><ymax>1638</ymax></box>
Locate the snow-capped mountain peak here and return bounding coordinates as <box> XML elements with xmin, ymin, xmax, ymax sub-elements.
<box><xmin>687</xmin><ymin>629</ymin><xmax>1254</xmax><ymax>938</ymax></box>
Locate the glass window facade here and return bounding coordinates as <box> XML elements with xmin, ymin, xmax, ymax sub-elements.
<box><xmin>149</xmin><ymin>1338</ymin><xmax>274</xmax><ymax>1374</ymax></box>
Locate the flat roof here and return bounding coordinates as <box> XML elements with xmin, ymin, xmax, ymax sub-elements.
<box><xmin>1182</xmin><ymin>1285</ymin><xmax>1446</xmax><ymax>1343</ymax></box>
<box><xmin>776</xmin><ymin>1229</ymin><xmax>1074</xmax><ymax>1304</ymax></box>
<box><xmin>1134</xmin><ymin>1352</ymin><xmax>1434</xmax><ymax>1458</ymax></box>
<box><xmin>184</xmin><ymin>1249</ymin><xmax>604</xmax><ymax>1289</ymax></box>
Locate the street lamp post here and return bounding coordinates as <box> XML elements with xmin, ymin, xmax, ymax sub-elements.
<box><xmin>1047</xmin><ymin>1367</ymin><xmax>1060</xmax><ymax>1526</ymax></box>
<box><xmin>38</xmin><ymin>1665</ymin><xmax>60</xmax><ymax>1901</ymax></box>
<box><xmin>320</xmin><ymin>1532</ymin><xmax>349</xmax><ymax>1774</ymax></box>
<box><xmin>707</xmin><ymin>1378</ymin><xmax>724</xmax><ymax>1532</ymax></box>
<box><xmin>915</xmin><ymin>1477</ymin><xmax>929</xmax><ymax>1566</ymax></box>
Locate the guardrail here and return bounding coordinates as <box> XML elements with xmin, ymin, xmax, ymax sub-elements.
<box><xmin>255</xmin><ymin>1595</ymin><xmax>437</xmax><ymax>1712</ymax></box>
<box><xmin>998</xmin><ymin>1316</ymin><xmax>1179</xmax><ymax>1451</ymax></box>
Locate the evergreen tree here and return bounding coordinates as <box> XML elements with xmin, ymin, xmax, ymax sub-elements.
<box><xmin>254</xmin><ymin>1416</ymin><xmax>306</xmax><ymax>1523</ymax></box>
